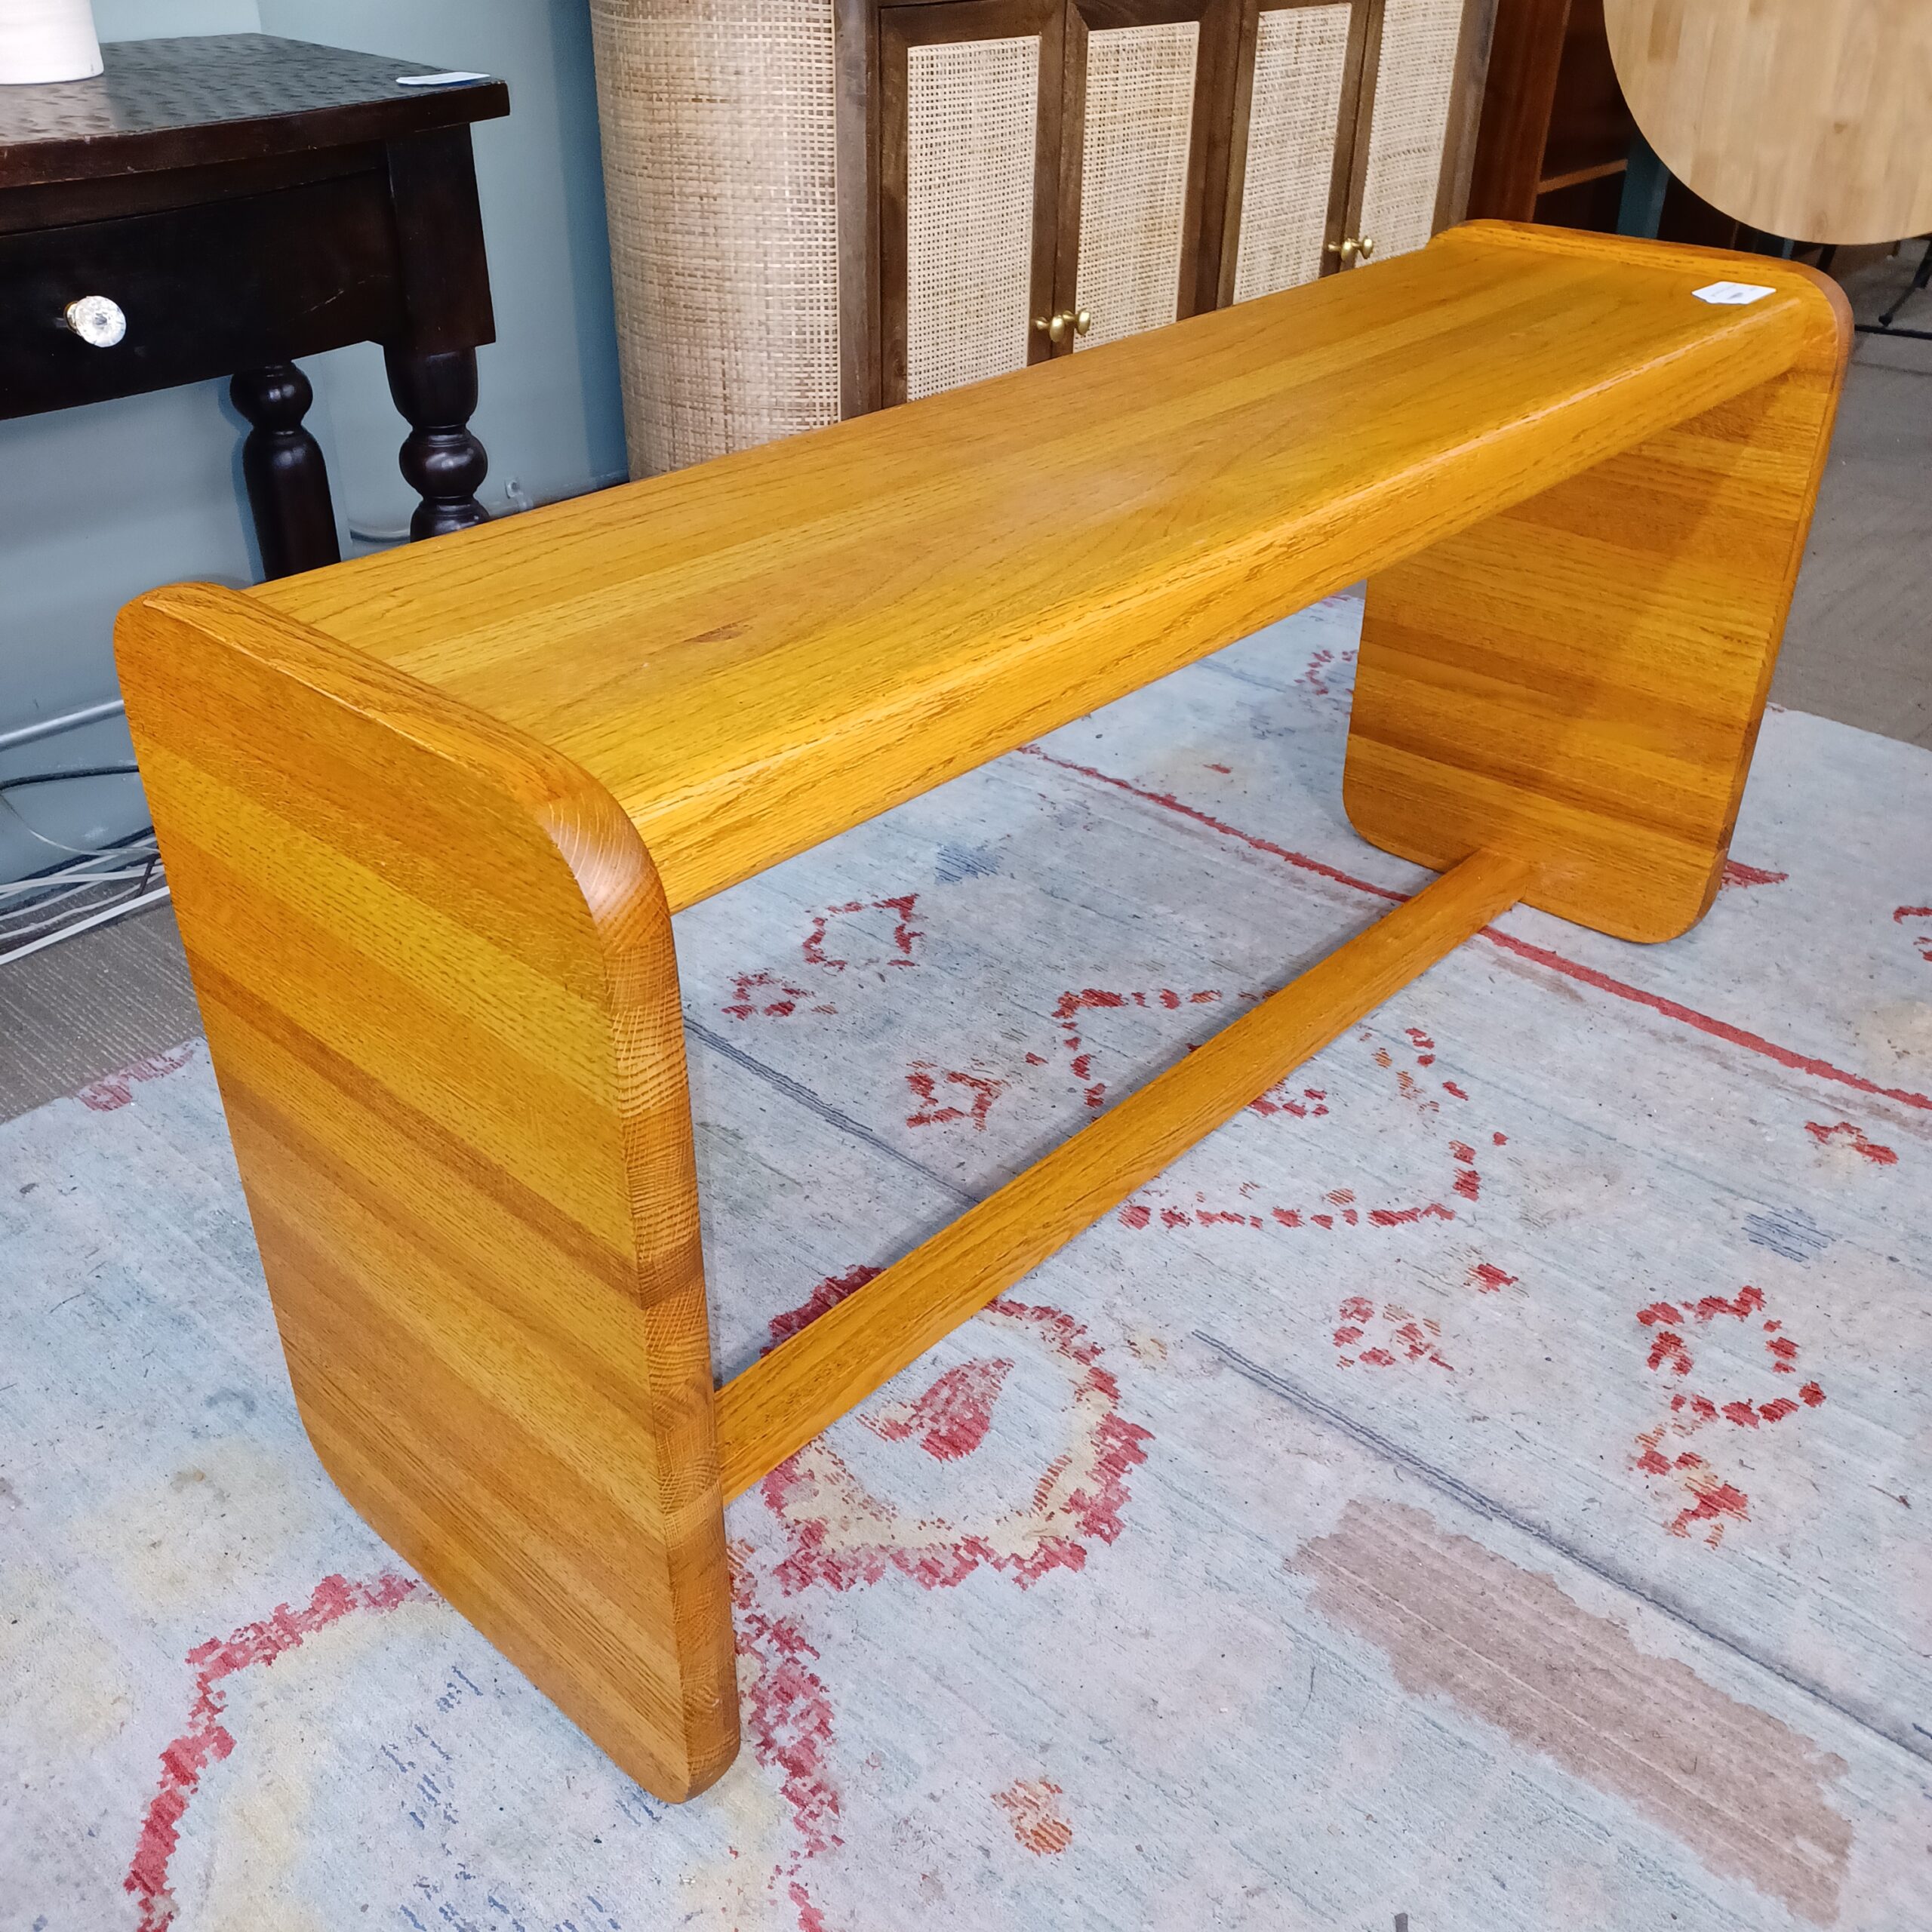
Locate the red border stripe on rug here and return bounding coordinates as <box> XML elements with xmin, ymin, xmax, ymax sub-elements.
<box><xmin>1020</xmin><ymin>746</ymin><xmax>1932</xmax><ymax>1117</ymax></box>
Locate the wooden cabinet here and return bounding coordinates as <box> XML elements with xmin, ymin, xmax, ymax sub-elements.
<box><xmin>1465</xmin><ymin>0</ymin><xmax>1637</xmax><ymax>232</ymax></box>
<box><xmin>848</xmin><ymin>0</ymin><xmax>1492</xmax><ymax>407</ymax></box>
<box><xmin>872</xmin><ymin>0</ymin><xmax>1068</xmax><ymax>407</ymax></box>
<box><xmin>1058</xmin><ymin>3</ymin><xmax>1244</xmax><ymax>348</ymax></box>
<box><xmin>857</xmin><ymin>0</ymin><xmax>1242</xmax><ymax>407</ymax></box>
<box><xmin>588</xmin><ymin>0</ymin><xmax>1492</xmax><ymax>472</ymax></box>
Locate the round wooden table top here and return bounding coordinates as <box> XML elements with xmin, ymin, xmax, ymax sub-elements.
<box><xmin>1605</xmin><ymin>0</ymin><xmax>1932</xmax><ymax>245</ymax></box>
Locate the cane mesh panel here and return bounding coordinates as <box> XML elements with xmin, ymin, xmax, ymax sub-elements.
<box><xmin>906</xmin><ymin>35</ymin><xmax>1041</xmax><ymax>401</ymax></box>
<box><xmin>1234</xmin><ymin>5</ymin><xmax>1352</xmax><ymax>301</ymax></box>
<box><xmin>589</xmin><ymin>0</ymin><xmax>839</xmax><ymax>476</ymax></box>
<box><xmin>1072</xmin><ymin>22</ymin><xmax>1200</xmax><ymax>349</ymax></box>
<box><xmin>1358</xmin><ymin>0</ymin><xmax>1462</xmax><ymax>262</ymax></box>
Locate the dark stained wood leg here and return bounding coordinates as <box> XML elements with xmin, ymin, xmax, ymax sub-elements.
<box><xmin>383</xmin><ymin>344</ymin><xmax>489</xmax><ymax>540</ymax></box>
<box><xmin>230</xmin><ymin>362</ymin><xmax>342</xmax><ymax>580</ymax></box>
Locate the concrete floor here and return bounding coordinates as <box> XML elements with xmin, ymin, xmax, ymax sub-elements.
<box><xmin>1771</xmin><ymin>246</ymin><xmax>1932</xmax><ymax>748</ymax></box>
<box><xmin>3</xmin><ymin>248</ymin><xmax>1928</xmax><ymax>1123</ymax></box>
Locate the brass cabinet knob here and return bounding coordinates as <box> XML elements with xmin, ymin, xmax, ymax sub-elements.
<box><xmin>1327</xmin><ymin>235</ymin><xmax>1376</xmax><ymax>264</ymax></box>
<box><xmin>63</xmin><ymin>294</ymin><xmax>127</xmax><ymax>347</ymax></box>
<box><xmin>1032</xmin><ymin>307</ymin><xmax>1091</xmax><ymax>345</ymax></box>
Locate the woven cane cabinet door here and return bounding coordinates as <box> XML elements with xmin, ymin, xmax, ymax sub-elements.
<box><xmin>1348</xmin><ymin>0</ymin><xmax>1491</xmax><ymax>263</ymax></box>
<box><xmin>874</xmin><ymin>0</ymin><xmax>1066</xmax><ymax>404</ymax></box>
<box><xmin>1224</xmin><ymin>1</ymin><xmax>1366</xmax><ymax>300</ymax></box>
<box><xmin>1222</xmin><ymin>0</ymin><xmax>1494</xmax><ymax>302</ymax></box>
<box><xmin>1055</xmin><ymin>2</ymin><xmax>1244</xmax><ymax>355</ymax></box>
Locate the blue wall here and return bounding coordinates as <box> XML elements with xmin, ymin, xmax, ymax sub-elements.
<box><xmin>0</xmin><ymin>0</ymin><xmax>626</xmax><ymax>878</ymax></box>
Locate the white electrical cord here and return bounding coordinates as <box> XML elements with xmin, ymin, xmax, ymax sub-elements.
<box><xmin>0</xmin><ymin>768</ymin><xmax>164</xmax><ymax>966</ymax></box>
<box><xmin>0</xmin><ymin>882</ymin><xmax>171</xmax><ymax>965</ymax></box>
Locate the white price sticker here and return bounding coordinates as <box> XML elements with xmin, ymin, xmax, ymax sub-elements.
<box><xmin>1692</xmin><ymin>281</ymin><xmax>1777</xmax><ymax>306</ymax></box>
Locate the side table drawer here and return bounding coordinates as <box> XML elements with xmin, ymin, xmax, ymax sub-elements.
<box><xmin>0</xmin><ymin>170</ymin><xmax>404</xmax><ymax>417</ymax></box>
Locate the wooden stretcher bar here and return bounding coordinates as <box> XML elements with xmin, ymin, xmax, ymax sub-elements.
<box><xmin>713</xmin><ymin>847</ymin><xmax>1530</xmax><ymax>1501</ymax></box>
<box><xmin>115</xmin><ymin>223</ymin><xmax>1849</xmax><ymax>1802</ymax></box>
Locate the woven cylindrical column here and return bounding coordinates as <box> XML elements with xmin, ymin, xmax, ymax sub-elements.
<box><xmin>588</xmin><ymin>0</ymin><xmax>841</xmax><ymax>476</ymax></box>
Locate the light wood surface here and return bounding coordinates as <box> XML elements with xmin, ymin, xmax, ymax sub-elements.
<box><xmin>714</xmin><ymin>845</ymin><xmax>1531</xmax><ymax>1500</ymax></box>
<box><xmin>125</xmin><ymin>223</ymin><xmax>1849</xmax><ymax>1804</ymax></box>
<box><xmin>1604</xmin><ymin>0</ymin><xmax>1932</xmax><ymax>245</ymax></box>
<box><xmin>257</xmin><ymin>222</ymin><xmax>1828</xmax><ymax>928</ymax></box>
<box><xmin>113</xmin><ymin>584</ymin><xmax>737</xmax><ymax>1801</ymax></box>
<box><xmin>1346</xmin><ymin>224</ymin><xmax>1848</xmax><ymax>940</ymax></box>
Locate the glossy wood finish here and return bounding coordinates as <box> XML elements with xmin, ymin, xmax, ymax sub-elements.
<box><xmin>715</xmin><ymin>845</ymin><xmax>1531</xmax><ymax>1499</ymax></box>
<box><xmin>114</xmin><ymin>583</ymin><xmax>737</xmax><ymax>1801</ymax></box>
<box><xmin>136</xmin><ymin>223</ymin><xmax>1847</xmax><ymax>1804</ymax></box>
<box><xmin>261</xmin><ymin>224</ymin><xmax>1841</xmax><ymax>928</ymax></box>
<box><xmin>1605</xmin><ymin>0</ymin><xmax>1932</xmax><ymax>247</ymax></box>
<box><xmin>385</xmin><ymin>345</ymin><xmax>489</xmax><ymax>540</ymax></box>
<box><xmin>1346</xmin><ymin>226</ymin><xmax>1848</xmax><ymax>941</ymax></box>
<box><xmin>0</xmin><ymin>168</ymin><xmax>403</xmax><ymax>417</ymax></box>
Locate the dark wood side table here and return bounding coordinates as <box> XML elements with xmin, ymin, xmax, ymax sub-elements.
<box><xmin>0</xmin><ymin>33</ymin><xmax>509</xmax><ymax>579</ymax></box>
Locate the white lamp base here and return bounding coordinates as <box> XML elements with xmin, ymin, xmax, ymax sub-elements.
<box><xmin>0</xmin><ymin>0</ymin><xmax>103</xmax><ymax>86</ymax></box>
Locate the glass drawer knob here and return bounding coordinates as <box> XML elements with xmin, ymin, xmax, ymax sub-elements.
<box><xmin>64</xmin><ymin>296</ymin><xmax>127</xmax><ymax>348</ymax></box>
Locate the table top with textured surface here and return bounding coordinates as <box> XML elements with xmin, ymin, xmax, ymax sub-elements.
<box><xmin>0</xmin><ymin>34</ymin><xmax>506</xmax><ymax>189</ymax></box>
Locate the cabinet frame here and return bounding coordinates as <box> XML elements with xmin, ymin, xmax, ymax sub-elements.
<box><xmin>1217</xmin><ymin>0</ymin><xmax>1377</xmax><ymax>306</ymax></box>
<box><xmin>838</xmin><ymin>0</ymin><xmax>1496</xmax><ymax>414</ymax></box>
<box><xmin>1052</xmin><ymin>0</ymin><xmax>1245</xmax><ymax>346</ymax></box>
<box><xmin>871</xmin><ymin>0</ymin><xmax>1067</xmax><ymax>409</ymax></box>
<box><xmin>1426</xmin><ymin>0</ymin><xmax>1500</xmax><ymax>238</ymax></box>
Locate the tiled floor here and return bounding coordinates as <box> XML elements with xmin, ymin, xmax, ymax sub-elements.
<box><xmin>3</xmin><ymin>246</ymin><xmax>1928</xmax><ymax>1123</ymax></box>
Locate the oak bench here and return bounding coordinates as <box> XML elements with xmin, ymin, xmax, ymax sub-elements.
<box><xmin>117</xmin><ymin>222</ymin><xmax>1848</xmax><ymax>1802</ymax></box>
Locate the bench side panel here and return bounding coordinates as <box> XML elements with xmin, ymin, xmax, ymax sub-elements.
<box><xmin>1345</xmin><ymin>248</ymin><xmax>1849</xmax><ymax>943</ymax></box>
<box><xmin>115</xmin><ymin>583</ymin><xmax>737</xmax><ymax>1801</ymax></box>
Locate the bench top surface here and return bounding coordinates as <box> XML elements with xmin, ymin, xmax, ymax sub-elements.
<box><xmin>254</xmin><ymin>223</ymin><xmax>1827</xmax><ymax>914</ymax></box>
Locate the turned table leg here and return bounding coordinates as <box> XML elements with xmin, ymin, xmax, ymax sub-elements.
<box><xmin>384</xmin><ymin>344</ymin><xmax>490</xmax><ymax>540</ymax></box>
<box><xmin>230</xmin><ymin>362</ymin><xmax>342</xmax><ymax>580</ymax></box>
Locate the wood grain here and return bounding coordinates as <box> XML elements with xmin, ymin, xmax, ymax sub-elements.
<box><xmin>1346</xmin><ymin>223</ymin><xmax>1849</xmax><ymax>941</ymax></box>
<box><xmin>1604</xmin><ymin>0</ymin><xmax>1932</xmax><ymax>245</ymax></box>
<box><xmin>113</xmin><ymin>583</ymin><xmax>737</xmax><ymax>1801</ymax></box>
<box><xmin>258</xmin><ymin>223</ymin><xmax>1832</xmax><ymax>928</ymax></box>
<box><xmin>136</xmin><ymin>223</ymin><xmax>1847</xmax><ymax>1803</ymax></box>
<box><xmin>0</xmin><ymin>32</ymin><xmax>506</xmax><ymax>192</ymax></box>
<box><xmin>714</xmin><ymin>846</ymin><xmax>1531</xmax><ymax>1500</ymax></box>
